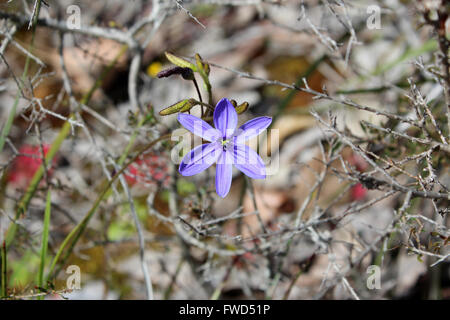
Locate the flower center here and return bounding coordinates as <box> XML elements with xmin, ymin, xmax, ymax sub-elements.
<box><xmin>221</xmin><ymin>139</ymin><xmax>231</xmax><ymax>150</ymax></box>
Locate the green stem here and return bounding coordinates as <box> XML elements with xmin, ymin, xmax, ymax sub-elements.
<box><xmin>117</xmin><ymin>116</ymin><xmax>146</xmax><ymax>166</ymax></box>
<box><xmin>30</xmin><ymin>0</ymin><xmax>42</xmax><ymax>30</ymax></box>
<box><xmin>37</xmin><ymin>189</ymin><xmax>51</xmax><ymax>299</ymax></box>
<box><xmin>0</xmin><ymin>96</ymin><xmax>18</xmax><ymax>153</ymax></box>
<box><xmin>1</xmin><ymin>241</ymin><xmax>6</xmax><ymax>298</ymax></box>
<box><xmin>197</xmin><ymin>68</ymin><xmax>212</xmax><ymax>107</ymax></box>
<box><xmin>283</xmin><ymin>269</ymin><xmax>303</xmax><ymax>300</ymax></box>
<box><xmin>163</xmin><ymin>259</ymin><xmax>184</xmax><ymax>300</ymax></box>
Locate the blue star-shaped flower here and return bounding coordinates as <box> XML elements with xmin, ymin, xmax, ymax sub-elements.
<box><xmin>178</xmin><ymin>98</ymin><xmax>272</xmax><ymax>198</ymax></box>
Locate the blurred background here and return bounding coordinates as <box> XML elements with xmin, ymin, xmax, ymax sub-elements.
<box><xmin>0</xmin><ymin>0</ymin><xmax>449</xmax><ymax>300</ymax></box>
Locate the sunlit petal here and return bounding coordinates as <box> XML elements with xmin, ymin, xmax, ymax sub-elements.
<box><xmin>179</xmin><ymin>142</ymin><xmax>222</xmax><ymax>176</ymax></box>
<box><xmin>213</xmin><ymin>98</ymin><xmax>238</xmax><ymax>139</ymax></box>
<box><xmin>215</xmin><ymin>150</ymin><xmax>233</xmax><ymax>198</ymax></box>
<box><xmin>178</xmin><ymin>113</ymin><xmax>221</xmax><ymax>142</ymax></box>
<box><xmin>232</xmin><ymin>143</ymin><xmax>266</xmax><ymax>179</ymax></box>
<box><xmin>234</xmin><ymin>116</ymin><xmax>272</xmax><ymax>143</ymax></box>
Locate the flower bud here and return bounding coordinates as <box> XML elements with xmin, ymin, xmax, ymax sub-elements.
<box><xmin>164</xmin><ymin>52</ymin><xmax>197</xmax><ymax>71</ymax></box>
<box><xmin>156</xmin><ymin>66</ymin><xmax>194</xmax><ymax>80</ymax></box>
<box><xmin>235</xmin><ymin>102</ymin><xmax>249</xmax><ymax>114</ymax></box>
<box><xmin>159</xmin><ymin>99</ymin><xmax>198</xmax><ymax>116</ymax></box>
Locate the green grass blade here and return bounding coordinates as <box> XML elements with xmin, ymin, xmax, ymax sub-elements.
<box><xmin>373</xmin><ymin>39</ymin><xmax>438</xmax><ymax>76</ymax></box>
<box><xmin>0</xmin><ymin>95</ymin><xmax>18</xmax><ymax>154</ymax></box>
<box><xmin>5</xmin><ymin>121</ymin><xmax>71</xmax><ymax>249</ymax></box>
<box><xmin>37</xmin><ymin>189</ymin><xmax>51</xmax><ymax>299</ymax></box>
<box><xmin>1</xmin><ymin>241</ymin><xmax>6</xmax><ymax>298</ymax></box>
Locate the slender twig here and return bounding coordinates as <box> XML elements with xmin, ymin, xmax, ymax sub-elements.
<box><xmin>117</xmin><ymin>165</ymin><xmax>154</xmax><ymax>300</ymax></box>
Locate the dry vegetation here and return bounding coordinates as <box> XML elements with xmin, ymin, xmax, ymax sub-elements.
<box><xmin>0</xmin><ymin>0</ymin><xmax>449</xmax><ymax>300</ymax></box>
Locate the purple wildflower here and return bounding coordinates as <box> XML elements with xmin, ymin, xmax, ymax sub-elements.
<box><xmin>178</xmin><ymin>98</ymin><xmax>272</xmax><ymax>198</ymax></box>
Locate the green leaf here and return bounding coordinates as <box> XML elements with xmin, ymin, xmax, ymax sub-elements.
<box><xmin>165</xmin><ymin>52</ymin><xmax>197</xmax><ymax>71</ymax></box>
<box><xmin>159</xmin><ymin>99</ymin><xmax>198</xmax><ymax>116</ymax></box>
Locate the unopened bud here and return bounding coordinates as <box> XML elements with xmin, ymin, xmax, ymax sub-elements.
<box><xmin>159</xmin><ymin>99</ymin><xmax>198</xmax><ymax>116</ymax></box>
<box><xmin>235</xmin><ymin>102</ymin><xmax>249</xmax><ymax>114</ymax></box>
<box><xmin>156</xmin><ymin>66</ymin><xmax>194</xmax><ymax>80</ymax></box>
<box><xmin>165</xmin><ymin>52</ymin><xmax>197</xmax><ymax>71</ymax></box>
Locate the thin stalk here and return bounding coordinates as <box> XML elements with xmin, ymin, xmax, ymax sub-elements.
<box><xmin>0</xmin><ymin>97</ymin><xmax>18</xmax><ymax>153</ymax></box>
<box><xmin>1</xmin><ymin>241</ymin><xmax>6</xmax><ymax>298</ymax></box>
<box><xmin>283</xmin><ymin>269</ymin><xmax>303</xmax><ymax>300</ymax></box>
<box><xmin>192</xmin><ymin>78</ymin><xmax>204</xmax><ymax>117</ymax></box>
<box><xmin>117</xmin><ymin>116</ymin><xmax>146</xmax><ymax>166</ymax></box>
<box><xmin>36</xmin><ymin>189</ymin><xmax>52</xmax><ymax>300</ymax></box>
<box><xmin>163</xmin><ymin>259</ymin><xmax>184</xmax><ymax>300</ymax></box>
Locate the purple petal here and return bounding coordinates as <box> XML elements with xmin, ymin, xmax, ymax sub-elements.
<box><xmin>215</xmin><ymin>150</ymin><xmax>233</xmax><ymax>198</ymax></box>
<box><xmin>179</xmin><ymin>142</ymin><xmax>221</xmax><ymax>176</ymax></box>
<box><xmin>213</xmin><ymin>98</ymin><xmax>238</xmax><ymax>139</ymax></box>
<box><xmin>178</xmin><ymin>113</ymin><xmax>221</xmax><ymax>142</ymax></box>
<box><xmin>234</xmin><ymin>116</ymin><xmax>272</xmax><ymax>144</ymax></box>
<box><xmin>232</xmin><ymin>143</ymin><xmax>266</xmax><ymax>179</ymax></box>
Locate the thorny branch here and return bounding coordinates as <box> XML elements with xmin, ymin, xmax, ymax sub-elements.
<box><xmin>0</xmin><ymin>0</ymin><xmax>448</xmax><ymax>300</ymax></box>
